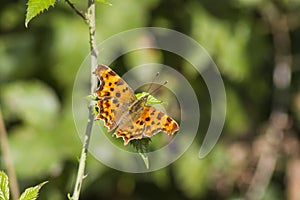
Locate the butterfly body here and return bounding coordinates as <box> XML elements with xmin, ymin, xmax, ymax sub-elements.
<box><xmin>93</xmin><ymin>64</ymin><xmax>179</xmax><ymax>145</ymax></box>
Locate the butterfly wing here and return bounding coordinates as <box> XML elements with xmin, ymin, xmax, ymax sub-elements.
<box><xmin>115</xmin><ymin>105</ymin><xmax>179</xmax><ymax>145</ymax></box>
<box><xmin>93</xmin><ymin>64</ymin><xmax>137</xmax><ymax>130</ymax></box>
<box><xmin>141</xmin><ymin>106</ymin><xmax>179</xmax><ymax>137</ymax></box>
<box><xmin>115</xmin><ymin>115</ymin><xmax>145</xmax><ymax>145</ymax></box>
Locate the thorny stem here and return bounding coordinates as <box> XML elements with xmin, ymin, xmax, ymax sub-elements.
<box><xmin>71</xmin><ymin>107</ymin><xmax>94</xmax><ymax>200</ymax></box>
<box><xmin>70</xmin><ymin>0</ymin><xmax>98</xmax><ymax>200</ymax></box>
<box><xmin>0</xmin><ymin>108</ymin><xmax>20</xmax><ymax>200</ymax></box>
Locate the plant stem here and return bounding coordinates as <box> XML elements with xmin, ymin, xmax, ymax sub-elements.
<box><xmin>71</xmin><ymin>0</ymin><xmax>98</xmax><ymax>199</ymax></box>
<box><xmin>87</xmin><ymin>0</ymin><xmax>99</xmax><ymax>92</ymax></box>
<box><xmin>65</xmin><ymin>0</ymin><xmax>87</xmax><ymax>20</ymax></box>
<box><xmin>0</xmin><ymin>108</ymin><xmax>20</xmax><ymax>200</ymax></box>
<box><xmin>71</xmin><ymin>108</ymin><xmax>94</xmax><ymax>200</ymax></box>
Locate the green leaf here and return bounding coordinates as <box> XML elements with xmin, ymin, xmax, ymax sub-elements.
<box><xmin>95</xmin><ymin>0</ymin><xmax>112</xmax><ymax>6</ymax></box>
<box><xmin>130</xmin><ymin>138</ymin><xmax>151</xmax><ymax>169</ymax></box>
<box><xmin>19</xmin><ymin>181</ymin><xmax>47</xmax><ymax>200</ymax></box>
<box><xmin>93</xmin><ymin>104</ymin><xmax>99</xmax><ymax>116</ymax></box>
<box><xmin>135</xmin><ymin>92</ymin><xmax>163</xmax><ymax>105</ymax></box>
<box><xmin>25</xmin><ymin>0</ymin><xmax>56</xmax><ymax>27</ymax></box>
<box><xmin>138</xmin><ymin>152</ymin><xmax>149</xmax><ymax>169</ymax></box>
<box><xmin>87</xmin><ymin>93</ymin><xmax>98</xmax><ymax>101</ymax></box>
<box><xmin>0</xmin><ymin>171</ymin><xmax>9</xmax><ymax>200</ymax></box>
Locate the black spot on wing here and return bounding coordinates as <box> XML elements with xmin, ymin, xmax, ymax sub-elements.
<box><xmin>115</xmin><ymin>80</ymin><xmax>124</xmax><ymax>86</ymax></box>
<box><xmin>122</xmin><ymin>87</ymin><xmax>129</xmax><ymax>93</ymax></box>
<box><xmin>157</xmin><ymin>112</ymin><xmax>164</xmax><ymax>120</ymax></box>
<box><xmin>104</xmin><ymin>101</ymin><xmax>110</xmax><ymax>108</ymax></box>
<box><xmin>166</xmin><ymin>117</ymin><xmax>172</xmax><ymax>123</ymax></box>
<box><xmin>113</xmin><ymin>99</ymin><xmax>119</xmax><ymax>104</ymax></box>
<box><xmin>150</xmin><ymin>110</ymin><xmax>155</xmax><ymax>116</ymax></box>
<box><xmin>108</xmin><ymin>70</ymin><xmax>116</xmax><ymax>76</ymax></box>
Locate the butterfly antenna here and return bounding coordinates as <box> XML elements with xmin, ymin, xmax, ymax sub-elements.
<box><xmin>149</xmin><ymin>81</ymin><xmax>168</xmax><ymax>96</ymax></box>
<box><xmin>146</xmin><ymin>72</ymin><xmax>160</xmax><ymax>93</ymax></box>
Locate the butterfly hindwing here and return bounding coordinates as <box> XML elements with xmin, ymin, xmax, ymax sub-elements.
<box><xmin>115</xmin><ymin>105</ymin><xmax>179</xmax><ymax>145</ymax></box>
<box><xmin>115</xmin><ymin>115</ymin><xmax>145</xmax><ymax>145</ymax></box>
<box><xmin>141</xmin><ymin>106</ymin><xmax>179</xmax><ymax>137</ymax></box>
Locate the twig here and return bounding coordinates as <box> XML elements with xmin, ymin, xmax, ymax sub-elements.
<box><xmin>71</xmin><ymin>107</ymin><xmax>94</xmax><ymax>200</ymax></box>
<box><xmin>0</xmin><ymin>107</ymin><xmax>20</xmax><ymax>200</ymax></box>
<box><xmin>71</xmin><ymin>0</ymin><xmax>98</xmax><ymax>199</ymax></box>
<box><xmin>87</xmin><ymin>0</ymin><xmax>99</xmax><ymax>80</ymax></box>
<box><xmin>65</xmin><ymin>0</ymin><xmax>87</xmax><ymax>20</ymax></box>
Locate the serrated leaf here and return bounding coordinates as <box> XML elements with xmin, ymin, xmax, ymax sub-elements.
<box><xmin>135</xmin><ymin>92</ymin><xmax>163</xmax><ymax>105</ymax></box>
<box><xmin>87</xmin><ymin>93</ymin><xmax>98</xmax><ymax>101</ymax></box>
<box><xmin>93</xmin><ymin>104</ymin><xmax>99</xmax><ymax>116</ymax></box>
<box><xmin>19</xmin><ymin>181</ymin><xmax>47</xmax><ymax>200</ymax></box>
<box><xmin>0</xmin><ymin>171</ymin><xmax>9</xmax><ymax>200</ymax></box>
<box><xmin>95</xmin><ymin>0</ymin><xmax>112</xmax><ymax>6</ymax></box>
<box><xmin>25</xmin><ymin>0</ymin><xmax>56</xmax><ymax>27</ymax></box>
<box><xmin>139</xmin><ymin>152</ymin><xmax>149</xmax><ymax>169</ymax></box>
<box><xmin>130</xmin><ymin>138</ymin><xmax>151</xmax><ymax>169</ymax></box>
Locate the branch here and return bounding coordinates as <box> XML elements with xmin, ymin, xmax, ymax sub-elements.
<box><xmin>71</xmin><ymin>0</ymin><xmax>98</xmax><ymax>199</ymax></box>
<box><xmin>65</xmin><ymin>0</ymin><xmax>87</xmax><ymax>20</ymax></box>
<box><xmin>71</xmin><ymin>107</ymin><xmax>94</xmax><ymax>200</ymax></box>
<box><xmin>0</xmin><ymin>107</ymin><xmax>20</xmax><ymax>200</ymax></box>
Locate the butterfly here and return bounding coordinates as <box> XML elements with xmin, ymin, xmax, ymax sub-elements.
<box><xmin>93</xmin><ymin>64</ymin><xmax>179</xmax><ymax>145</ymax></box>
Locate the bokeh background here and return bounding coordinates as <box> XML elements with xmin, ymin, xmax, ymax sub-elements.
<box><xmin>1</xmin><ymin>0</ymin><xmax>300</xmax><ymax>199</ymax></box>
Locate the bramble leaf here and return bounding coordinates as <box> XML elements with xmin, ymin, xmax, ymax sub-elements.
<box><xmin>130</xmin><ymin>138</ymin><xmax>151</xmax><ymax>169</ymax></box>
<box><xmin>95</xmin><ymin>0</ymin><xmax>112</xmax><ymax>6</ymax></box>
<box><xmin>0</xmin><ymin>171</ymin><xmax>9</xmax><ymax>200</ymax></box>
<box><xmin>25</xmin><ymin>0</ymin><xmax>56</xmax><ymax>27</ymax></box>
<box><xmin>18</xmin><ymin>181</ymin><xmax>47</xmax><ymax>200</ymax></box>
<box><xmin>135</xmin><ymin>92</ymin><xmax>163</xmax><ymax>105</ymax></box>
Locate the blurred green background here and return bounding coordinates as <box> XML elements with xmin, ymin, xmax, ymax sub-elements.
<box><xmin>1</xmin><ymin>0</ymin><xmax>300</xmax><ymax>199</ymax></box>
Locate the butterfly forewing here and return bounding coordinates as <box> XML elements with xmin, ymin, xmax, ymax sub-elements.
<box><xmin>96</xmin><ymin>98</ymin><xmax>125</xmax><ymax>131</ymax></box>
<box><xmin>93</xmin><ymin>64</ymin><xmax>136</xmax><ymax>130</ymax></box>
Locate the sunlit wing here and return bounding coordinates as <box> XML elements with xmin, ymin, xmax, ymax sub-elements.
<box><xmin>93</xmin><ymin>64</ymin><xmax>136</xmax><ymax>130</ymax></box>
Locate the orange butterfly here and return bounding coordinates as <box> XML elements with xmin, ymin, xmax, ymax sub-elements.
<box><xmin>93</xmin><ymin>64</ymin><xmax>179</xmax><ymax>145</ymax></box>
